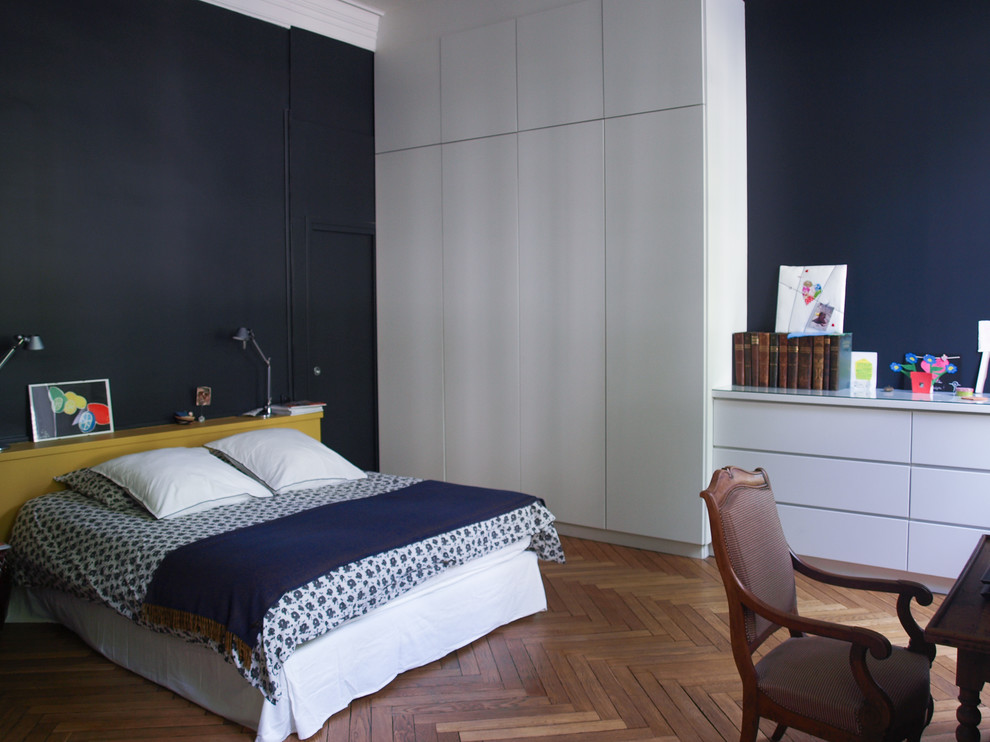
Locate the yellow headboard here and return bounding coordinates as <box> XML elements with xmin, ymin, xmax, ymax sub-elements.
<box><xmin>0</xmin><ymin>412</ymin><xmax>323</xmax><ymax>541</ymax></box>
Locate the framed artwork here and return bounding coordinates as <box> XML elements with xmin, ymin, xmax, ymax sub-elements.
<box><xmin>29</xmin><ymin>378</ymin><xmax>114</xmax><ymax>442</ymax></box>
<box><xmin>775</xmin><ymin>264</ymin><xmax>847</xmax><ymax>335</ymax></box>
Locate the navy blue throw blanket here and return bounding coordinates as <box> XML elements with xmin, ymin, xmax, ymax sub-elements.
<box><xmin>141</xmin><ymin>480</ymin><xmax>539</xmax><ymax>653</ymax></box>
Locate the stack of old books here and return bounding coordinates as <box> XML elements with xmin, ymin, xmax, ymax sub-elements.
<box><xmin>269</xmin><ymin>400</ymin><xmax>326</xmax><ymax>415</ymax></box>
<box><xmin>732</xmin><ymin>332</ymin><xmax>852</xmax><ymax>391</ymax></box>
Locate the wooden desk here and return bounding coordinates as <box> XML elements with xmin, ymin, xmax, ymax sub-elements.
<box><xmin>926</xmin><ymin>534</ymin><xmax>990</xmax><ymax>742</ymax></box>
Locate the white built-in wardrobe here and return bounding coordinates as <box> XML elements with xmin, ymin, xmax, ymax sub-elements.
<box><xmin>374</xmin><ymin>0</ymin><xmax>746</xmax><ymax>557</ymax></box>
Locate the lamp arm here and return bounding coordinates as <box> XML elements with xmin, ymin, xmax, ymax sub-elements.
<box><xmin>248</xmin><ymin>336</ymin><xmax>270</xmax><ymax>367</ymax></box>
<box><xmin>249</xmin><ymin>337</ymin><xmax>273</xmax><ymax>415</ymax></box>
<box><xmin>0</xmin><ymin>336</ymin><xmax>28</xmax><ymax>373</ymax></box>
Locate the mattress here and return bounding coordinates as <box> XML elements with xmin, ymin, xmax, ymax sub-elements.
<box><xmin>23</xmin><ymin>538</ymin><xmax>547</xmax><ymax>742</ymax></box>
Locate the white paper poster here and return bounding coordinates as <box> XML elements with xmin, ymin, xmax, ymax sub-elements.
<box><xmin>775</xmin><ymin>264</ymin><xmax>847</xmax><ymax>335</ymax></box>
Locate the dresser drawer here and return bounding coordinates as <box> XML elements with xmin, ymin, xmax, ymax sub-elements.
<box><xmin>714</xmin><ymin>399</ymin><xmax>911</xmax><ymax>463</ymax></box>
<box><xmin>912</xmin><ymin>411</ymin><xmax>990</xmax><ymax>469</ymax></box>
<box><xmin>908</xmin><ymin>521</ymin><xmax>988</xmax><ymax>579</ymax></box>
<box><xmin>713</xmin><ymin>448</ymin><xmax>909</xmax><ymax>517</ymax></box>
<box><xmin>911</xmin><ymin>466</ymin><xmax>990</xmax><ymax>529</ymax></box>
<box><xmin>777</xmin><ymin>504</ymin><xmax>908</xmax><ymax>571</ymax></box>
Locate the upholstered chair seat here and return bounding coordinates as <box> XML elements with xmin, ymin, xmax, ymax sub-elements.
<box><xmin>756</xmin><ymin>635</ymin><xmax>931</xmax><ymax>737</ymax></box>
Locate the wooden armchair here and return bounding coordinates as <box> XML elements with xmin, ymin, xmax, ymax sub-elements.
<box><xmin>700</xmin><ymin>466</ymin><xmax>936</xmax><ymax>742</ymax></box>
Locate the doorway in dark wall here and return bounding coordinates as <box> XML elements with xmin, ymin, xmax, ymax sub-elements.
<box><xmin>292</xmin><ymin>223</ymin><xmax>378</xmax><ymax>471</ymax></box>
<box><xmin>286</xmin><ymin>28</ymin><xmax>376</xmax><ymax>471</ymax></box>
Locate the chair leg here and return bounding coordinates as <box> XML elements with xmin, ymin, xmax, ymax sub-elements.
<box><xmin>905</xmin><ymin>696</ymin><xmax>935</xmax><ymax>742</ymax></box>
<box><xmin>901</xmin><ymin>698</ymin><xmax>934</xmax><ymax>742</ymax></box>
<box><xmin>739</xmin><ymin>706</ymin><xmax>760</xmax><ymax>742</ymax></box>
<box><xmin>771</xmin><ymin>723</ymin><xmax>787</xmax><ymax>741</ymax></box>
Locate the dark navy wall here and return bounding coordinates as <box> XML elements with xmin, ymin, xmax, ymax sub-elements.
<box><xmin>746</xmin><ymin>0</ymin><xmax>990</xmax><ymax>390</ymax></box>
<box><xmin>0</xmin><ymin>0</ymin><xmax>376</xmax><ymax>451</ymax></box>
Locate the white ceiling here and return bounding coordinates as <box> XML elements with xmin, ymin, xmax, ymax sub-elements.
<box><xmin>196</xmin><ymin>0</ymin><xmax>585</xmax><ymax>52</ymax></box>
<box><xmin>196</xmin><ymin>0</ymin><xmax>385</xmax><ymax>50</ymax></box>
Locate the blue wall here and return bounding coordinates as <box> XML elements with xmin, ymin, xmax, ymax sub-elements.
<box><xmin>746</xmin><ymin>0</ymin><xmax>990</xmax><ymax>390</ymax></box>
<box><xmin>0</xmin><ymin>0</ymin><xmax>377</xmax><ymax>461</ymax></box>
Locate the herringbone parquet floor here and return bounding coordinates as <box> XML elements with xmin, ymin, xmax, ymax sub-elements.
<box><xmin>0</xmin><ymin>535</ymin><xmax>982</xmax><ymax>741</ymax></box>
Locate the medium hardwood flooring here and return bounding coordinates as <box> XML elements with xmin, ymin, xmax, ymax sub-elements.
<box><xmin>0</xmin><ymin>535</ymin><xmax>982</xmax><ymax>741</ymax></box>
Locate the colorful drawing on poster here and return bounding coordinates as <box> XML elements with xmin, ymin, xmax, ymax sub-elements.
<box><xmin>29</xmin><ymin>378</ymin><xmax>114</xmax><ymax>442</ymax></box>
<box><xmin>775</xmin><ymin>265</ymin><xmax>847</xmax><ymax>335</ymax></box>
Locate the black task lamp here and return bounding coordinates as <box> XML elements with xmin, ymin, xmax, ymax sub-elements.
<box><xmin>1</xmin><ymin>334</ymin><xmax>44</xmax><ymax>452</ymax></box>
<box><xmin>232</xmin><ymin>327</ymin><xmax>272</xmax><ymax>418</ymax></box>
<box><xmin>0</xmin><ymin>334</ymin><xmax>44</xmax><ymax>373</ymax></box>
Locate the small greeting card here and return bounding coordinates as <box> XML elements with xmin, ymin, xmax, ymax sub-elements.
<box><xmin>849</xmin><ymin>352</ymin><xmax>877</xmax><ymax>396</ymax></box>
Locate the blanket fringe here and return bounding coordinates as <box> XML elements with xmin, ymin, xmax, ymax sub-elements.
<box><xmin>141</xmin><ymin>603</ymin><xmax>253</xmax><ymax>669</ymax></box>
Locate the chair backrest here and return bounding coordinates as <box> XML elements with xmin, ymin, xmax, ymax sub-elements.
<box><xmin>701</xmin><ymin>466</ymin><xmax>797</xmax><ymax>650</ymax></box>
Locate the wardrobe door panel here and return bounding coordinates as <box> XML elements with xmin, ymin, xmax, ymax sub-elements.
<box><xmin>375</xmin><ymin>146</ymin><xmax>444</xmax><ymax>480</ymax></box>
<box><xmin>519</xmin><ymin>121</ymin><xmax>606</xmax><ymax>528</ymax></box>
<box><xmin>442</xmin><ymin>135</ymin><xmax>520</xmax><ymax>490</ymax></box>
<box><xmin>603</xmin><ymin>0</ymin><xmax>703</xmax><ymax>117</ymax></box>
<box><xmin>517</xmin><ymin>0</ymin><xmax>603</xmax><ymax>130</ymax></box>
<box><xmin>375</xmin><ymin>39</ymin><xmax>441</xmax><ymax>152</ymax></box>
<box><xmin>440</xmin><ymin>20</ymin><xmax>516</xmax><ymax>142</ymax></box>
<box><xmin>605</xmin><ymin>107</ymin><xmax>705</xmax><ymax>543</ymax></box>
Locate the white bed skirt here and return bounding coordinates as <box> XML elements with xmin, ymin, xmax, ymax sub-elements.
<box><xmin>23</xmin><ymin>540</ymin><xmax>547</xmax><ymax>742</ymax></box>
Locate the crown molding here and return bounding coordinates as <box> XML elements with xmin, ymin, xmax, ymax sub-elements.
<box><xmin>198</xmin><ymin>0</ymin><xmax>383</xmax><ymax>51</ymax></box>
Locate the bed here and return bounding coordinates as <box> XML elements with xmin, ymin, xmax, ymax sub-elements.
<box><xmin>1</xmin><ymin>413</ymin><xmax>563</xmax><ymax>742</ymax></box>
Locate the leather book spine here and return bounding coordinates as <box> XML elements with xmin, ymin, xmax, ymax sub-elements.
<box><xmin>757</xmin><ymin>331</ymin><xmax>770</xmax><ymax>387</ymax></box>
<box><xmin>744</xmin><ymin>332</ymin><xmax>754</xmax><ymax>386</ymax></box>
<box><xmin>768</xmin><ymin>333</ymin><xmax>779</xmax><ymax>388</ymax></box>
<box><xmin>812</xmin><ymin>335</ymin><xmax>826</xmax><ymax>390</ymax></box>
<box><xmin>797</xmin><ymin>336</ymin><xmax>813</xmax><ymax>389</ymax></box>
<box><xmin>777</xmin><ymin>333</ymin><xmax>789</xmax><ymax>389</ymax></box>
<box><xmin>788</xmin><ymin>336</ymin><xmax>799</xmax><ymax>388</ymax></box>
<box><xmin>822</xmin><ymin>335</ymin><xmax>833</xmax><ymax>391</ymax></box>
<box><xmin>748</xmin><ymin>332</ymin><xmax>760</xmax><ymax>386</ymax></box>
<box><xmin>829</xmin><ymin>333</ymin><xmax>846</xmax><ymax>390</ymax></box>
<box><xmin>733</xmin><ymin>332</ymin><xmax>746</xmax><ymax>385</ymax></box>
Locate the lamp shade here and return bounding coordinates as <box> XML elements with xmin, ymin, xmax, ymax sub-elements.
<box><xmin>0</xmin><ymin>334</ymin><xmax>45</xmax><ymax>374</ymax></box>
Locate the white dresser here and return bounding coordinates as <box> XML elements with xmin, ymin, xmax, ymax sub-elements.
<box><xmin>712</xmin><ymin>388</ymin><xmax>990</xmax><ymax>581</ymax></box>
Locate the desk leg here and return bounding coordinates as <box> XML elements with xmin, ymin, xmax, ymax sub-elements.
<box><xmin>955</xmin><ymin>650</ymin><xmax>988</xmax><ymax>742</ymax></box>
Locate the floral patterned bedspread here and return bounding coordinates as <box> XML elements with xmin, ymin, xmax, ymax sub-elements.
<box><xmin>10</xmin><ymin>473</ymin><xmax>564</xmax><ymax>702</ymax></box>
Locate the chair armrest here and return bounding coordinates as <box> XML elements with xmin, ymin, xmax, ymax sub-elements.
<box><xmin>735</xmin><ymin>573</ymin><xmax>892</xmax><ymax>659</ymax></box>
<box><xmin>791</xmin><ymin>550</ymin><xmax>932</xmax><ymax>603</ymax></box>
<box><xmin>790</xmin><ymin>551</ymin><xmax>936</xmax><ymax>660</ymax></box>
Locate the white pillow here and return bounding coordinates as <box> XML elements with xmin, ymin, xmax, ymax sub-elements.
<box><xmin>91</xmin><ymin>447</ymin><xmax>272</xmax><ymax>519</ymax></box>
<box><xmin>205</xmin><ymin>428</ymin><xmax>366</xmax><ymax>494</ymax></box>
